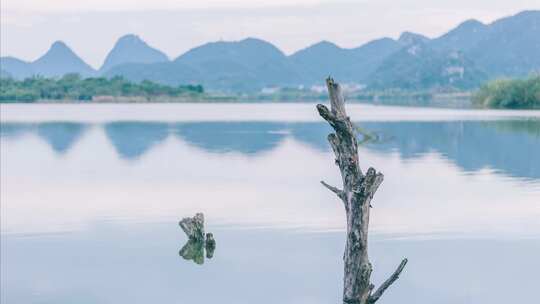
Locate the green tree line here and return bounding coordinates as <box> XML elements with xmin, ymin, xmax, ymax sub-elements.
<box><xmin>0</xmin><ymin>74</ymin><xmax>204</xmax><ymax>102</ymax></box>
<box><xmin>473</xmin><ymin>75</ymin><xmax>540</xmax><ymax>109</ymax></box>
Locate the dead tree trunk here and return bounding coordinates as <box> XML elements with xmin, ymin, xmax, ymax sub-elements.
<box><xmin>179</xmin><ymin>213</ymin><xmax>205</xmax><ymax>242</ymax></box>
<box><xmin>317</xmin><ymin>77</ymin><xmax>407</xmax><ymax>304</ymax></box>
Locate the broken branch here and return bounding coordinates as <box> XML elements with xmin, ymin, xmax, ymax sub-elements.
<box><xmin>368</xmin><ymin>258</ymin><xmax>408</xmax><ymax>303</ymax></box>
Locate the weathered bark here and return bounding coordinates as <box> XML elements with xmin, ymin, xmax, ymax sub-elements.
<box><xmin>179</xmin><ymin>213</ymin><xmax>205</xmax><ymax>242</ymax></box>
<box><xmin>317</xmin><ymin>78</ymin><xmax>407</xmax><ymax>304</ymax></box>
<box><xmin>179</xmin><ymin>213</ymin><xmax>217</xmax><ymax>264</ymax></box>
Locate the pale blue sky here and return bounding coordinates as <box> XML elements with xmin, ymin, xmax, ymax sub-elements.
<box><xmin>2</xmin><ymin>0</ymin><xmax>539</xmax><ymax>68</ymax></box>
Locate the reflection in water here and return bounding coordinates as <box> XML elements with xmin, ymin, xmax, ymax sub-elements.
<box><xmin>0</xmin><ymin>123</ymin><xmax>34</xmax><ymax>139</ymax></box>
<box><xmin>104</xmin><ymin>122</ymin><xmax>169</xmax><ymax>159</ymax></box>
<box><xmin>179</xmin><ymin>233</ymin><xmax>216</xmax><ymax>264</ymax></box>
<box><xmin>36</xmin><ymin>123</ymin><xmax>88</xmax><ymax>154</ymax></box>
<box><xmin>172</xmin><ymin>122</ymin><xmax>287</xmax><ymax>155</ymax></box>
<box><xmin>2</xmin><ymin>120</ymin><xmax>538</xmax><ymax>179</ymax></box>
<box><xmin>2</xmin><ymin>224</ymin><xmax>539</xmax><ymax>304</ymax></box>
<box><xmin>490</xmin><ymin>119</ymin><xmax>540</xmax><ymax>137</ymax></box>
<box><xmin>179</xmin><ymin>239</ymin><xmax>205</xmax><ymax>265</ymax></box>
<box><xmin>287</xmin><ymin>122</ymin><xmax>332</xmax><ymax>152</ymax></box>
<box><xmin>361</xmin><ymin>120</ymin><xmax>540</xmax><ymax>179</ymax></box>
<box><xmin>0</xmin><ymin>119</ymin><xmax>540</xmax><ymax>179</ymax></box>
<box><xmin>1</xmin><ymin>111</ymin><xmax>539</xmax><ymax>304</ymax></box>
<box><xmin>1</xmin><ymin>122</ymin><xmax>88</xmax><ymax>154</ymax></box>
<box><xmin>205</xmin><ymin>233</ymin><xmax>216</xmax><ymax>259</ymax></box>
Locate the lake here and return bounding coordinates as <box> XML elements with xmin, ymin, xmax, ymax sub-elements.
<box><xmin>1</xmin><ymin>103</ymin><xmax>540</xmax><ymax>304</ymax></box>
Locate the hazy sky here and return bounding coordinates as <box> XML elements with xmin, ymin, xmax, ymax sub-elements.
<box><xmin>2</xmin><ymin>0</ymin><xmax>539</xmax><ymax>68</ymax></box>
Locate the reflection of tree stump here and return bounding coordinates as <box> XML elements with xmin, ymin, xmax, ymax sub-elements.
<box><xmin>179</xmin><ymin>239</ymin><xmax>205</xmax><ymax>265</ymax></box>
<box><xmin>205</xmin><ymin>233</ymin><xmax>216</xmax><ymax>259</ymax></box>
<box><xmin>179</xmin><ymin>213</ymin><xmax>205</xmax><ymax>242</ymax></box>
<box><xmin>318</xmin><ymin>78</ymin><xmax>407</xmax><ymax>304</ymax></box>
<box><xmin>178</xmin><ymin>214</ymin><xmax>216</xmax><ymax>264</ymax></box>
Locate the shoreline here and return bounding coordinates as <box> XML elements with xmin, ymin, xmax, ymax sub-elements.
<box><xmin>2</xmin><ymin>103</ymin><xmax>539</xmax><ymax>124</ymax></box>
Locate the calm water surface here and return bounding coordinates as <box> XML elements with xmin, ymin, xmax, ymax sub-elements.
<box><xmin>1</xmin><ymin>104</ymin><xmax>540</xmax><ymax>303</ymax></box>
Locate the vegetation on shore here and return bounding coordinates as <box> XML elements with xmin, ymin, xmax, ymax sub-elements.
<box><xmin>0</xmin><ymin>74</ymin><xmax>204</xmax><ymax>102</ymax></box>
<box><xmin>472</xmin><ymin>76</ymin><xmax>540</xmax><ymax>109</ymax></box>
<box><xmin>2</xmin><ymin>73</ymin><xmax>539</xmax><ymax>110</ymax></box>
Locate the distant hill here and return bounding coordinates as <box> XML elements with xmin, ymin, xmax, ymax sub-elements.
<box><xmin>1</xmin><ymin>41</ymin><xmax>95</xmax><ymax>78</ymax></box>
<box><xmin>369</xmin><ymin>43</ymin><xmax>487</xmax><ymax>90</ymax></box>
<box><xmin>347</xmin><ymin>38</ymin><xmax>404</xmax><ymax>82</ymax></box>
<box><xmin>173</xmin><ymin>38</ymin><xmax>302</xmax><ymax>91</ymax></box>
<box><xmin>0</xmin><ymin>69</ymin><xmax>12</xmax><ymax>78</ymax></box>
<box><xmin>176</xmin><ymin>38</ymin><xmax>285</xmax><ymax>68</ymax></box>
<box><xmin>2</xmin><ymin>10</ymin><xmax>539</xmax><ymax>91</ymax></box>
<box><xmin>105</xmin><ymin>61</ymin><xmax>201</xmax><ymax>86</ymax></box>
<box><xmin>431</xmin><ymin>11</ymin><xmax>540</xmax><ymax>77</ymax></box>
<box><xmin>289</xmin><ymin>41</ymin><xmax>353</xmax><ymax>84</ymax></box>
<box><xmin>397</xmin><ymin>31</ymin><xmax>430</xmax><ymax>46</ymax></box>
<box><xmin>290</xmin><ymin>38</ymin><xmax>402</xmax><ymax>85</ymax></box>
<box><xmin>32</xmin><ymin>41</ymin><xmax>96</xmax><ymax>77</ymax></box>
<box><xmin>431</xmin><ymin>19</ymin><xmax>489</xmax><ymax>52</ymax></box>
<box><xmin>0</xmin><ymin>57</ymin><xmax>34</xmax><ymax>79</ymax></box>
<box><xmin>107</xmin><ymin>38</ymin><xmax>301</xmax><ymax>91</ymax></box>
<box><xmin>100</xmin><ymin>34</ymin><xmax>169</xmax><ymax>72</ymax></box>
<box><xmin>467</xmin><ymin>10</ymin><xmax>540</xmax><ymax>77</ymax></box>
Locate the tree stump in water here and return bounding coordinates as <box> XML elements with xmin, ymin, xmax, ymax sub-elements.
<box><xmin>317</xmin><ymin>77</ymin><xmax>407</xmax><ymax>304</ymax></box>
<box><xmin>179</xmin><ymin>213</ymin><xmax>205</xmax><ymax>242</ymax></box>
<box><xmin>178</xmin><ymin>213</ymin><xmax>217</xmax><ymax>264</ymax></box>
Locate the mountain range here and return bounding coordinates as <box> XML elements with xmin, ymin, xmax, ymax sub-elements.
<box><xmin>1</xmin><ymin>10</ymin><xmax>539</xmax><ymax>92</ymax></box>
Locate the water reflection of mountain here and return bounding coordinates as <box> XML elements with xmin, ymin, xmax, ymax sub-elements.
<box><xmin>171</xmin><ymin>122</ymin><xmax>287</xmax><ymax>155</ymax></box>
<box><xmin>1</xmin><ymin>122</ymin><xmax>88</xmax><ymax>154</ymax></box>
<box><xmin>104</xmin><ymin>122</ymin><xmax>169</xmax><ymax>159</ymax></box>
<box><xmin>1</xmin><ymin>120</ymin><xmax>538</xmax><ymax>179</ymax></box>
<box><xmin>360</xmin><ymin>120</ymin><xmax>540</xmax><ymax>179</ymax></box>
<box><xmin>0</xmin><ymin>123</ymin><xmax>34</xmax><ymax>139</ymax></box>
<box><xmin>37</xmin><ymin>123</ymin><xmax>88</xmax><ymax>154</ymax></box>
<box><xmin>287</xmin><ymin>122</ymin><xmax>332</xmax><ymax>152</ymax></box>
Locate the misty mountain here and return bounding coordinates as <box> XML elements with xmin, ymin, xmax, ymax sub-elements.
<box><xmin>431</xmin><ymin>19</ymin><xmax>489</xmax><ymax>51</ymax></box>
<box><xmin>106</xmin><ymin>38</ymin><xmax>301</xmax><ymax>91</ymax></box>
<box><xmin>398</xmin><ymin>31</ymin><xmax>431</xmax><ymax>46</ymax></box>
<box><xmin>369</xmin><ymin>43</ymin><xmax>487</xmax><ymax>90</ymax></box>
<box><xmin>105</xmin><ymin>10</ymin><xmax>538</xmax><ymax>91</ymax></box>
<box><xmin>32</xmin><ymin>41</ymin><xmax>96</xmax><ymax>77</ymax></box>
<box><xmin>0</xmin><ymin>57</ymin><xmax>34</xmax><ymax>79</ymax></box>
<box><xmin>105</xmin><ymin>61</ymin><xmax>201</xmax><ymax>86</ymax></box>
<box><xmin>176</xmin><ymin>38</ymin><xmax>285</xmax><ymax>68</ymax></box>
<box><xmin>289</xmin><ymin>41</ymin><xmax>352</xmax><ymax>84</ymax></box>
<box><xmin>431</xmin><ymin>11</ymin><xmax>540</xmax><ymax>77</ymax></box>
<box><xmin>467</xmin><ymin>10</ymin><xmax>540</xmax><ymax>77</ymax></box>
<box><xmin>174</xmin><ymin>38</ymin><xmax>303</xmax><ymax>91</ymax></box>
<box><xmin>289</xmin><ymin>38</ymin><xmax>402</xmax><ymax>85</ymax></box>
<box><xmin>347</xmin><ymin>38</ymin><xmax>404</xmax><ymax>82</ymax></box>
<box><xmin>100</xmin><ymin>34</ymin><xmax>169</xmax><ymax>73</ymax></box>
<box><xmin>363</xmin><ymin>11</ymin><xmax>540</xmax><ymax>89</ymax></box>
<box><xmin>0</xmin><ymin>69</ymin><xmax>11</xmax><ymax>78</ymax></box>
<box><xmin>2</xmin><ymin>10</ymin><xmax>539</xmax><ymax>91</ymax></box>
<box><xmin>1</xmin><ymin>41</ymin><xmax>95</xmax><ymax>78</ymax></box>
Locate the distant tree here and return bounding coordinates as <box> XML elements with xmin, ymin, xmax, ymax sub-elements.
<box><xmin>473</xmin><ymin>75</ymin><xmax>540</xmax><ymax>109</ymax></box>
<box><xmin>0</xmin><ymin>74</ymin><xmax>204</xmax><ymax>102</ymax></box>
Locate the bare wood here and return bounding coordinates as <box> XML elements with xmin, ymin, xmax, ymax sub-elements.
<box><xmin>317</xmin><ymin>77</ymin><xmax>406</xmax><ymax>304</ymax></box>
<box><xmin>321</xmin><ymin>180</ymin><xmax>344</xmax><ymax>197</ymax></box>
<box><xmin>368</xmin><ymin>259</ymin><xmax>408</xmax><ymax>303</ymax></box>
<box><xmin>179</xmin><ymin>213</ymin><xmax>205</xmax><ymax>242</ymax></box>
